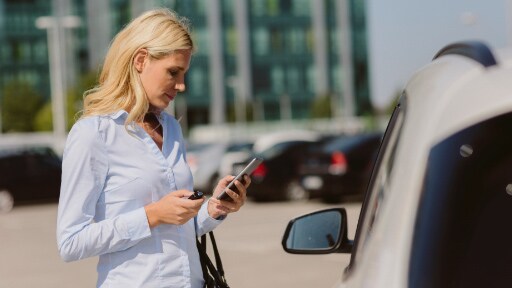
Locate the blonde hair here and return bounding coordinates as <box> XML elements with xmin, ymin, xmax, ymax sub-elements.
<box><xmin>81</xmin><ymin>8</ymin><xmax>194</xmax><ymax>125</ymax></box>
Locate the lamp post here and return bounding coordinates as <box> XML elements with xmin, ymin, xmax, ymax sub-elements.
<box><xmin>35</xmin><ymin>15</ymin><xmax>80</xmax><ymax>139</ymax></box>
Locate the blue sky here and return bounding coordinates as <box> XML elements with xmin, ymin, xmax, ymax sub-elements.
<box><xmin>366</xmin><ymin>0</ymin><xmax>511</xmax><ymax>110</ymax></box>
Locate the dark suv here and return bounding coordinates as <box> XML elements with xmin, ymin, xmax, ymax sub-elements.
<box><xmin>0</xmin><ymin>146</ymin><xmax>62</xmax><ymax>212</ymax></box>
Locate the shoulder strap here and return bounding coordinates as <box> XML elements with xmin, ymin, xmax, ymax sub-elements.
<box><xmin>196</xmin><ymin>237</ymin><xmax>210</xmax><ymax>285</ymax></box>
<box><xmin>209</xmin><ymin>231</ymin><xmax>225</xmax><ymax>278</ymax></box>
<box><xmin>196</xmin><ymin>233</ymin><xmax>230</xmax><ymax>288</ymax></box>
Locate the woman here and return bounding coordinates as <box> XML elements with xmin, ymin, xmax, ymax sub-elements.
<box><xmin>57</xmin><ymin>8</ymin><xmax>249</xmax><ymax>288</ymax></box>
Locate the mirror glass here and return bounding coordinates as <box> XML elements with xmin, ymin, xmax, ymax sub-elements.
<box><xmin>285</xmin><ymin>210</ymin><xmax>342</xmax><ymax>250</ymax></box>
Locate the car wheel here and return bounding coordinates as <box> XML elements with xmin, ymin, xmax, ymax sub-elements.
<box><xmin>284</xmin><ymin>180</ymin><xmax>309</xmax><ymax>201</ymax></box>
<box><xmin>0</xmin><ymin>190</ymin><xmax>14</xmax><ymax>213</ymax></box>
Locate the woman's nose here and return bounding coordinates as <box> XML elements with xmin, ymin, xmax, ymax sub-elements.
<box><xmin>175</xmin><ymin>83</ymin><xmax>186</xmax><ymax>92</ymax></box>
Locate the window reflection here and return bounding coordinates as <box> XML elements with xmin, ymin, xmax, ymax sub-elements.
<box><xmin>287</xmin><ymin>210</ymin><xmax>342</xmax><ymax>250</ymax></box>
<box><xmin>410</xmin><ymin>111</ymin><xmax>512</xmax><ymax>288</ymax></box>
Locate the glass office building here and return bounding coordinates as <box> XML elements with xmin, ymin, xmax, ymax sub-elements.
<box><xmin>0</xmin><ymin>0</ymin><xmax>370</xmax><ymax>129</ymax></box>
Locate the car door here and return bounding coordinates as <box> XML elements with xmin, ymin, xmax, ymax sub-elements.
<box><xmin>25</xmin><ymin>148</ymin><xmax>62</xmax><ymax>201</ymax></box>
<box><xmin>343</xmin><ymin>95</ymin><xmax>406</xmax><ymax>276</ymax></box>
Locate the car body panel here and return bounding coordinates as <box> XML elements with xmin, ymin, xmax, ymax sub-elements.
<box><xmin>282</xmin><ymin>42</ymin><xmax>512</xmax><ymax>288</ymax></box>
<box><xmin>298</xmin><ymin>132</ymin><xmax>382</xmax><ymax>202</ymax></box>
<box><xmin>0</xmin><ymin>146</ymin><xmax>62</xmax><ymax>205</ymax></box>
<box><xmin>247</xmin><ymin>140</ymin><xmax>319</xmax><ymax>201</ymax></box>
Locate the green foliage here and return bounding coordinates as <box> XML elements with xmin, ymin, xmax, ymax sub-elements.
<box><xmin>310</xmin><ymin>94</ymin><xmax>332</xmax><ymax>118</ymax></box>
<box><xmin>34</xmin><ymin>102</ymin><xmax>53</xmax><ymax>131</ymax></box>
<box><xmin>66</xmin><ymin>71</ymin><xmax>98</xmax><ymax>130</ymax></box>
<box><xmin>1</xmin><ymin>80</ymin><xmax>44</xmax><ymax>132</ymax></box>
<box><xmin>227</xmin><ymin>102</ymin><xmax>253</xmax><ymax>123</ymax></box>
<box><xmin>32</xmin><ymin>72</ymin><xmax>98</xmax><ymax>132</ymax></box>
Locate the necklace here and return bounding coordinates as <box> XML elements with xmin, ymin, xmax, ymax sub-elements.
<box><xmin>142</xmin><ymin>113</ymin><xmax>162</xmax><ymax>135</ymax></box>
<box><xmin>148</xmin><ymin>121</ymin><xmax>161</xmax><ymax>133</ymax></box>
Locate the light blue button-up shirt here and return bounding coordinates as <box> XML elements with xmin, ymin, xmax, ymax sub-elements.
<box><xmin>57</xmin><ymin>110</ymin><xmax>222</xmax><ymax>288</ymax></box>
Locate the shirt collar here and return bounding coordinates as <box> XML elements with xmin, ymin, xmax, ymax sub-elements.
<box><xmin>107</xmin><ymin>109</ymin><xmax>169</xmax><ymax>122</ymax></box>
<box><xmin>109</xmin><ymin>110</ymin><xmax>128</xmax><ymax>120</ymax></box>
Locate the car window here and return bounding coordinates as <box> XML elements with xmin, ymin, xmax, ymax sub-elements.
<box><xmin>409</xmin><ymin>111</ymin><xmax>512</xmax><ymax>288</ymax></box>
<box><xmin>226</xmin><ymin>142</ymin><xmax>253</xmax><ymax>153</ymax></box>
<box><xmin>347</xmin><ymin>95</ymin><xmax>406</xmax><ymax>271</ymax></box>
<box><xmin>321</xmin><ymin>135</ymin><xmax>362</xmax><ymax>153</ymax></box>
<box><xmin>258</xmin><ymin>141</ymin><xmax>308</xmax><ymax>159</ymax></box>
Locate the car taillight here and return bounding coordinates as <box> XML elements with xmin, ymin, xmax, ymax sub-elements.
<box><xmin>328</xmin><ymin>151</ymin><xmax>347</xmax><ymax>175</ymax></box>
<box><xmin>252</xmin><ymin>162</ymin><xmax>267</xmax><ymax>178</ymax></box>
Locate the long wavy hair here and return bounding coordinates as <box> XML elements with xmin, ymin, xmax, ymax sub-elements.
<box><xmin>81</xmin><ymin>8</ymin><xmax>194</xmax><ymax>125</ymax></box>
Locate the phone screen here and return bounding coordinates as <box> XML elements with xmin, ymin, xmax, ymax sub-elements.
<box><xmin>216</xmin><ymin>157</ymin><xmax>263</xmax><ymax>201</ymax></box>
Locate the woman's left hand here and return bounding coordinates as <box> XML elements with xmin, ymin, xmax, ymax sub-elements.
<box><xmin>208</xmin><ymin>174</ymin><xmax>251</xmax><ymax>219</ymax></box>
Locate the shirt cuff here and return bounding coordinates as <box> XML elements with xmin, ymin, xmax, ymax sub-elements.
<box><xmin>121</xmin><ymin>207</ymin><xmax>152</xmax><ymax>240</ymax></box>
<box><xmin>198</xmin><ymin>200</ymin><xmax>224</xmax><ymax>226</ymax></box>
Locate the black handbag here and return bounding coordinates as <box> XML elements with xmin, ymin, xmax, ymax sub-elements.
<box><xmin>196</xmin><ymin>231</ymin><xmax>230</xmax><ymax>288</ymax></box>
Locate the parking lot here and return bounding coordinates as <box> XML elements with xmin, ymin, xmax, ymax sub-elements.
<box><xmin>0</xmin><ymin>200</ymin><xmax>361</xmax><ymax>288</ymax></box>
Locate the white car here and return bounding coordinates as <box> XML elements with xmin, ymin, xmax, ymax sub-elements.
<box><xmin>186</xmin><ymin>142</ymin><xmax>228</xmax><ymax>193</ymax></box>
<box><xmin>282</xmin><ymin>41</ymin><xmax>512</xmax><ymax>288</ymax></box>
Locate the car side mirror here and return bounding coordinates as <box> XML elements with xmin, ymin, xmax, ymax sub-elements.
<box><xmin>282</xmin><ymin>208</ymin><xmax>352</xmax><ymax>254</ymax></box>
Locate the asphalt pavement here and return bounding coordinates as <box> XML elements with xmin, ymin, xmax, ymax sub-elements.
<box><xmin>0</xmin><ymin>200</ymin><xmax>361</xmax><ymax>288</ymax></box>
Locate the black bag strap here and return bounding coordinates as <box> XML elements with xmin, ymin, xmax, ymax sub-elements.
<box><xmin>196</xmin><ymin>234</ymin><xmax>230</xmax><ymax>288</ymax></box>
<box><xmin>208</xmin><ymin>231</ymin><xmax>225</xmax><ymax>278</ymax></box>
<box><xmin>196</xmin><ymin>237</ymin><xmax>210</xmax><ymax>286</ymax></box>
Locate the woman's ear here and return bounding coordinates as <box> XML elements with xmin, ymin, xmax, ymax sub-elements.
<box><xmin>134</xmin><ymin>49</ymin><xmax>148</xmax><ymax>73</ymax></box>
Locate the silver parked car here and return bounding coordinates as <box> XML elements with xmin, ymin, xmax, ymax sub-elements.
<box><xmin>282</xmin><ymin>41</ymin><xmax>512</xmax><ymax>288</ymax></box>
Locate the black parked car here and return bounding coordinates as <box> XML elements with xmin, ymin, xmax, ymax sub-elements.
<box><xmin>239</xmin><ymin>138</ymin><xmax>331</xmax><ymax>202</ymax></box>
<box><xmin>298</xmin><ymin>132</ymin><xmax>382</xmax><ymax>203</ymax></box>
<box><xmin>0</xmin><ymin>146</ymin><xmax>62</xmax><ymax>212</ymax></box>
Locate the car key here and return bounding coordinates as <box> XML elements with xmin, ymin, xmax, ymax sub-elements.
<box><xmin>188</xmin><ymin>190</ymin><xmax>204</xmax><ymax>200</ymax></box>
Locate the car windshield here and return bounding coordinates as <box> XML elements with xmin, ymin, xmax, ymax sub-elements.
<box><xmin>226</xmin><ymin>142</ymin><xmax>253</xmax><ymax>153</ymax></box>
<box><xmin>409</xmin><ymin>111</ymin><xmax>512</xmax><ymax>288</ymax></box>
<box><xmin>258</xmin><ymin>141</ymin><xmax>310</xmax><ymax>159</ymax></box>
<box><xmin>320</xmin><ymin>133</ymin><xmax>379</xmax><ymax>153</ymax></box>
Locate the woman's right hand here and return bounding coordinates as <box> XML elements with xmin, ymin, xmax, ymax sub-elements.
<box><xmin>144</xmin><ymin>190</ymin><xmax>205</xmax><ymax>228</ymax></box>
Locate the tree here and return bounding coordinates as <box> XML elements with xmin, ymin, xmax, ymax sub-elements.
<box><xmin>34</xmin><ymin>72</ymin><xmax>98</xmax><ymax>131</ymax></box>
<box><xmin>310</xmin><ymin>94</ymin><xmax>333</xmax><ymax>119</ymax></box>
<box><xmin>1</xmin><ymin>80</ymin><xmax>44</xmax><ymax>132</ymax></box>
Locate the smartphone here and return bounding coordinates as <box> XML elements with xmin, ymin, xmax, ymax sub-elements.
<box><xmin>216</xmin><ymin>157</ymin><xmax>263</xmax><ymax>201</ymax></box>
<box><xmin>188</xmin><ymin>190</ymin><xmax>204</xmax><ymax>200</ymax></box>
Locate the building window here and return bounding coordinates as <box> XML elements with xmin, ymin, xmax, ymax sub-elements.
<box><xmin>307</xmin><ymin>64</ymin><xmax>315</xmax><ymax>94</ymax></box>
<box><xmin>271</xmin><ymin>65</ymin><xmax>285</xmax><ymax>94</ymax></box>
<box><xmin>305</xmin><ymin>27</ymin><xmax>314</xmax><ymax>53</ymax></box>
<box><xmin>253</xmin><ymin>27</ymin><xmax>269</xmax><ymax>55</ymax></box>
<box><xmin>1</xmin><ymin>44</ymin><xmax>12</xmax><ymax>63</ymax></box>
<box><xmin>331</xmin><ymin>65</ymin><xmax>341</xmax><ymax>92</ymax></box>
<box><xmin>286</xmin><ymin>66</ymin><xmax>300</xmax><ymax>92</ymax></box>
<box><xmin>193</xmin><ymin>28</ymin><xmax>208</xmax><ymax>56</ymax></box>
<box><xmin>330</xmin><ymin>30</ymin><xmax>338</xmax><ymax>55</ymax></box>
<box><xmin>253</xmin><ymin>65</ymin><xmax>270</xmax><ymax>91</ymax></box>
<box><xmin>189</xmin><ymin>68</ymin><xmax>206</xmax><ymax>96</ymax></box>
<box><xmin>270</xmin><ymin>28</ymin><xmax>283</xmax><ymax>53</ymax></box>
<box><xmin>267</xmin><ymin>0</ymin><xmax>279</xmax><ymax>15</ymax></box>
<box><xmin>251</xmin><ymin>0</ymin><xmax>266</xmax><ymax>16</ymax></box>
<box><xmin>193</xmin><ymin>0</ymin><xmax>206</xmax><ymax>14</ymax></box>
<box><xmin>225</xmin><ymin>27</ymin><xmax>237</xmax><ymax>56</ymax></box>
<box><xmin>32</xmin><ymin>40</ymin><xmax>48</xmax><ymax>64</ymax></box>
<box><xmin>292</xmin><ymin>0</ymin><xmax>310</xmax><ymax>16</ymax></box>
<box><xmin>221</xmin><ymin>0</ymin><xmax>234</xmax><ymax>15</ymax></box>
<box><xmin>20</xmin><ymin>40</ymin><xmax>31</xmax><ymax>63</ymax></box>
<box><xmin>288</xmin><ymin>28</ymin><xmax>305</xmax><ymax>54</ymax></box>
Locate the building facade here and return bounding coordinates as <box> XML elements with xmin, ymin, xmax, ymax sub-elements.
<box><xmin>0</xmin><ymin>0</ymin><xmax>370</xmax><ymax>131</ymax></box>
